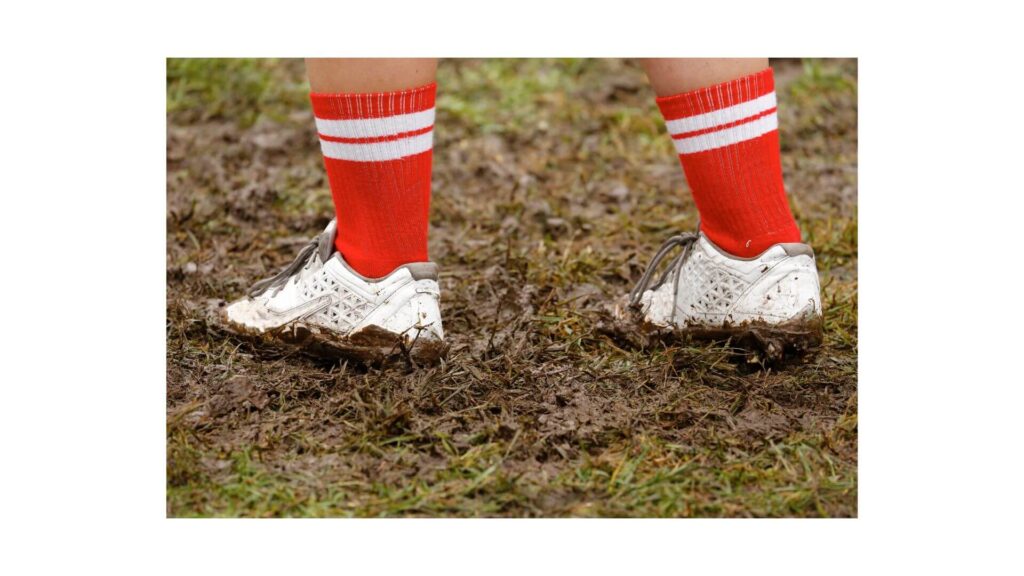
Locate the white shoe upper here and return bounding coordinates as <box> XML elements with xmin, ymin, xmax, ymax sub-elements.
<box><xmin>224</xmin><ymin>220</ymin><xmax>444</xmax><ymax>345</ymax></box>
<box><xmin>633</xmin><ymin>232</ymin><xmax>822</xmax><ymax>330</ymax></box>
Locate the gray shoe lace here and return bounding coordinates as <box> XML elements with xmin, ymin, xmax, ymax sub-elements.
<box><xmin>628</xmin><ymin>232</ymin><xmax>699</xmax><ymax>308</ymax></box>
<box><xmin>247</xmin><ymin>222</ymin><xmax>336</xmax><ymax>298</ymax></box>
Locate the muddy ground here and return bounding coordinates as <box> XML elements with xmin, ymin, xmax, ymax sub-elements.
<box><xmin>167</xmin><ymin>58</ymin><xmax>857</xmax><ymax>517</ymax></box>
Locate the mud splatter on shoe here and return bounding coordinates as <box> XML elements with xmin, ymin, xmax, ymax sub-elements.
<box><xmin>220</xmin><ymin>220</ymin><xmax>446</xmax><ymax>366</ymax></box>
<box><xmin>623</xmin><ymin>230</ymin><xmax>823</xmax><ymax>360</ymax></box>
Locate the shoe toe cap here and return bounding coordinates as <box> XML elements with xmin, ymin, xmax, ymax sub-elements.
<box><xmin>641</xmin><ymin>285</ymin><xmax>677</xmax><ymax>327</ymax></box>
<box><xmin>224</xmin><ymin>297</ymin><xmax>266</xmax><ymax>331</ymax></box>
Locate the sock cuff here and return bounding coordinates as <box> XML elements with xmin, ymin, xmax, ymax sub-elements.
<box><xmin>657</xmin><ymin>68</ymin><xmax>778</xmax><ymax>156</ymax></box>
<box><xmin>310</xmin><ymin>83</ymin><xmax>436</xmax><ymax>162</ymax></box>
<box><xmin>655</xmin><ymin>68</ymin><xmax>775</xmax><ymax>122</ymax></box>
<box><xmin>310</xmin><ymin>82</ymin><xmax>436</xmax><ymax>120</ymax></box>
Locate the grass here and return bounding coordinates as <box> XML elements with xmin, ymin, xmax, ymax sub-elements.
<box><xmin>166</xmin><ymin>58</ymin><xmax>858</xmax><ymax>517</ymax></box>
<box><xmin>166</xmin><ymin>58</ymin><xmax>308</xmax><ymax>127</ymax></box>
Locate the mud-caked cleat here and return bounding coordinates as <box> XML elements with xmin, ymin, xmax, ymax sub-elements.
<box><xmin>221</xmin><ymin>219</ymin><xmax>446</xmax><ymax>366</ymax></box>
<box><xmin>626</xmin><ymin>231</ymin><xmax>823</xmax><ymax>359</ymax></box>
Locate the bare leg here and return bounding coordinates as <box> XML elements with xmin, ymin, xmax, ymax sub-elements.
<box><xmin>306</xmin><ymin>58</ymin><xmax>437</xmax><ymax>93</ymax></box>
<box><xmin>640</xmin><ymin>58</ymin><xmax>767</xmax><ymax>97</ymax></box>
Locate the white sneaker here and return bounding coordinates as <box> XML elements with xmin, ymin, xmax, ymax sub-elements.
<box><xmin>627</xmin><ymin>231</ymin><xmax>823</xmax><ymax>357</ymax></box>
<box><xmin>221</xmin><ymin>220</ymin><xmax>445</xmax><ymax>365</ymax></box>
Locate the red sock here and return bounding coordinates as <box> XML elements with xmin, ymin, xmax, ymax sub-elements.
<box><xmin>656</xmin><ymin>68</ymin><xmax>800</xmax><ymax>257</ymax></box>
<box><xmin>310</xmin><ymin>83</ymin><xmax>435</xmax><ymax>278</ymax></box>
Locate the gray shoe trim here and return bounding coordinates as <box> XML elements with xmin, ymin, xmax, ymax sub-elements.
<box><xmin>700</xmin><ymin>232</ymin><xmax>815</xmax><ymax>260</ymax></box>
<box><xmin>317</xmin><ymin>219</ymin><xmax>338</xmax><ymax>263</ymax></box>
<box><xmin>248</xmin><ymin>219</ymin><xmax>338</xmax><ymax>298</ymax></box>
<box><xmin>403</xmin><ymin>262</ymin><xmax>439</xmax><ymax>281</ymax></box>
<box><xmin>332</xmin><ymin>253</ymin><xmax>438</xmax><ymax>283</ymax></box>
<box><xmin>778</xmin><ymin>243</ymin><xmax>814</xmax><ymax>257</ymax></box>
<box><xmin>248</xmin><ymin>218</ymin><xmax>441</xmax><ymax>296</ymax></box>
<box><xmin>322</xmin><ymin>219</ymin><xmax>439</xmax><ymax>282</ymax></box>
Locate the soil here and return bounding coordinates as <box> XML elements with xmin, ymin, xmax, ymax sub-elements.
<box><xmin>167</xmin><ymin>58</ymin><xmax>858</xmax><ymax>517</ymax></box>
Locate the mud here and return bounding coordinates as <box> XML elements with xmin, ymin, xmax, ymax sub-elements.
<box><xmin>212</xmin><ymin>299</ymin><xmax>447</xmax><ymax>367</ymax></box>
<box><xmin>167</xmin><ymin>58</ymin><xmax>858</xmax><ymax>517</ymax></box>
<box><xmin>598</xmin><ymin>297</ymin><xmax>822</xmax><ymax>364</ymax></box>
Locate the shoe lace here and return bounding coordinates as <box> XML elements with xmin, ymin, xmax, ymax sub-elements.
<box><xmin>247</xmin><ymin>222</ymin><xmax>335</xmax><ymax>298</ymax></box>
<box><xmin>628</xmin><ymin>232</ymin><xmax>699</xmax><ymax>308</ymax></box>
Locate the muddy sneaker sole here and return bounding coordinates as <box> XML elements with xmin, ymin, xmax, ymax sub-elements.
<box><xmin>626</xmin><ymin>232</ymin><xmax>825</xmax><ymax>362</ymax></box>
<box><xmin>603</xmin><ymin>299</ymin><xmax>823</xmax><ymax>362</ymax></box>
<box><xmin>217</xmin><ymin>220</ymin><xmax>447</xmax><ymax>368</ymax></box>
<box><xmin>663</xmin><ymin>314</ymin><xmax>824</xmax><ymax>361</ymax></box>
<box><xmin>214</xmin><ymin>301</ymin><xmax>447</xmax><ymax>367</ymax></box>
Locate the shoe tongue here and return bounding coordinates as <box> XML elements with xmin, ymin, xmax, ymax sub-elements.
<box><xmin>316</xmin><ymin>219</ymin><xmax>338</xmax><ymax>263</ymax></box>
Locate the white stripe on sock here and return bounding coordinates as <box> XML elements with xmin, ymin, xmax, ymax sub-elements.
<box><xmin>319</xmin><ymin>130</ymin><xmax>434</xmax><ymax>162</ymax></box>
<box><xmin>665</xmin><ymin>92</ymin><xmax>776</xmax><ymax>136</ymax></box>
<box><xmin>315</xmin><ymin>108</ymin><xmax>436</xmax><ymax>139</ymax></box>
<box><xmin>672</xmin><ymin>113</ymin><xmax>777</xmax><ymax>155</ymax></box>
